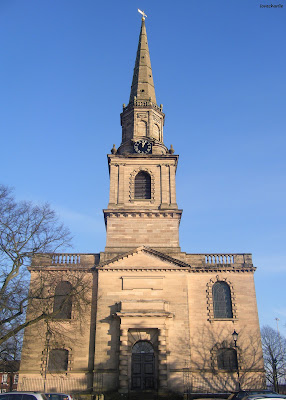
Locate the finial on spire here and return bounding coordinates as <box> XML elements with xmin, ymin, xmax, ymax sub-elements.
<box><xmin>138</xmin><ymin>9</ymin><xmax>147</xmax><ymax>20</ymax></box>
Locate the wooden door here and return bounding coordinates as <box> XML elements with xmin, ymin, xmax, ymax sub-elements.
<box><xmin>131</xmin><ymin>353</ymin><xmax>155</xmax><ymax>390</ymax></box>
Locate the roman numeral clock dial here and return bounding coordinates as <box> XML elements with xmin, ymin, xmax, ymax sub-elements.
<box><xmin>134</xmin><ymin>139</ymin><xmax>152</xmax><ymax>154</ymax></box>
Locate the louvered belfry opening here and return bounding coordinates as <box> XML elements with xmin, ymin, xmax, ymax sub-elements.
<box><xmin>135</xmin><ymin>171</ymin><xmax>151</xmax><ymax>199</ymax></box>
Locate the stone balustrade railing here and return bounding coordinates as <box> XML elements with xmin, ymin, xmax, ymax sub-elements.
<box><xmin>205</xmin><ymin>254</ymin><xmax>234</xmax><ymax>264</ymax></box>
<box><xmin>31</xmin><ymin>252</ymin><xmax>252</xmax><ymax>268</ymax></box>
<box><xmin>123</xmin><ymin>99</ymin><xmax>163</xmax><ymax>112</ymax></box>
<box><xmin>205</xmin><ymin>253</ymin><xmax>252</xmax><ymax>264</ymax></box>
<box><xmin>52</xmin><ymin>254</ymin><xmax>80</xmax><ymax>264</ymax></box>
<box><xmin>183</xmin><ymin>253</ymin><xmax>252</xmax><ymax>266</ymax></box>
<box><xmin>31</xmin><ymin>253</ymin><xmax>99</xmax><ymax>267</ymax></box>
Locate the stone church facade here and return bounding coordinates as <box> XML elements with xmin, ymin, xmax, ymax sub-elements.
<box><xmin>19</xmin><ymin>16</ymin><xmax>265</xmax><ymax>396</ymax></box>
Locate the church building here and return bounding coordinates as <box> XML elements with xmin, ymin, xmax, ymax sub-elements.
<box><xmin>18</xmin><ymin>15</ymin><xmax>265</xmax><ymax>397</ymax></box>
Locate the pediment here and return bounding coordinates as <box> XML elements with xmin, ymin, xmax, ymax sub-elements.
<box><xmin>99</xmin><ymin>246</ymin><xmax>190</xmax><ymax>270</ymax></box>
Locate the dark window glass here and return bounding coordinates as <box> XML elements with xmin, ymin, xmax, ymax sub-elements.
<box><xmin>217</xmin><ymin>348</ymin><xmax>238</xmax><ymax>370</ymax></box>
<box><xmin>53</xmin><ymin>281</ymin><xmax>72</xmax><ymax>319</ymax></box>
<box><xmin>134</xmin><ymin>172</ymin><xmax>151</xmax><ymax>199</ymax></box>
<box><xmin>46</xmin><ymin>395</ymin><xmax>61</xmax><ymax>400</ymax></box>
<box><xmin>22</xmin><ymin>395</ymin><xmax>39</xmax><ymax>400</ymax></box>
<box><xmin>0</xmin><ymin>396</ymin><xmax>19</xmax><ymax>400</ymax></box>
<box><xmin>212</xmin><ymin>281</ymin><xmax>233</xmax><ymax>318</ymax></box>
<box><xmin>132</xmin><ymin>341</ymin><xmax>154</xmax><ymax>354</ymax></box>
<box><xmin>48</xmin><ymin>349</ymin><xmax>69</xmax><ymax>371</ymax></box>
<box><xmin>3</xmin><ymin>395</ymin><xmax>23</xmax><ymax>400</ymax></box>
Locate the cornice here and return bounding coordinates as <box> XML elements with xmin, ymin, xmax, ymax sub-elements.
<box><xmin>103</xmin><ymin>209</ymin><xmax>183</xmax><ymax>218</ymax></box>
<box><xmin>28</xmin><ymin>266</ymin><xmax>93</xmax><ymax>272</ymax></box>
<box><xmin>96</xmin><ymin>266</ymin><xmax>256</xmax><ymax>273</ymax></box>
<box><xmin>107</xmin><ymin>153</ymin><xmax>179</xmax><ymax>161</ymax></box>
<box><xmin>113</xmin><ymin>311</ymin><xmax>173</xmax><ymax>318</ymax></box>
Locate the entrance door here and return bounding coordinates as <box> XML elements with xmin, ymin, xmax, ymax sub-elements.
<box><xmin>131</xmin><ymin>341</ymin><xmax>155</xmax><ymax>390</ymax></box>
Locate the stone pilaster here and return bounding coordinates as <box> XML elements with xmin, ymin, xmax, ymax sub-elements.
<box><xmin>158</xmin><ymin>328</ymin><xmax>168</xmax><ymax>391</ymax></box>
<box><xmin>170</xmin><ymin>164</ymin><xmax>177</xmax><ymax>206</ymax></box>
<box><xmin>118</xmin><ymin>164</ymin><xmax>125</xmax><ymax>205</ymax></box>
<box><xmin>119</xmin><ymin>328</ymin><xmax>129</xmax><ymax>393</ymax></box>
<box><xmin>160</xmin><ymin>165</ymin><xmax>170</xmax><ymax>208</ymax></box>
<box><xmin>108</xmin><ymin>164</ymin><xmax>118</xmax><ymax>206</ymax></box>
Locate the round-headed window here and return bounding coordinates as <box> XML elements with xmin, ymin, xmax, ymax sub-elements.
<box><xmin>134</xmin><ymin>171</ymin><xmax>151</xmax><ymax>199</ymax></box>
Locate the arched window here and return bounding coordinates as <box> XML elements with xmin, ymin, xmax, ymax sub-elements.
<box><xmin>134</xmin><ymin>171</ymin><xmax>151</xmax><ymax>199</ymax></box>
<box><xmin>217</xmin><ymin>348</ymin><xmax>238</xmax><ymax>370</ymax></box>
<box><xmin>48</xmin><ymin>349</ymin><xmax>69</xmax><ymax>371</ymax></box>
<box><xmin>212</xmin><ymin>281</ymin><xmax>233</xmax><ymax>318</ymax></box>
<box><xmin>53</xmin><ymin>281</ymin><xmax>72</xmax><ymax>319</ymax></box>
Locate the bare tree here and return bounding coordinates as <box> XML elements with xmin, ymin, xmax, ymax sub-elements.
<box><xmin>261</xmin><ymin>325</ymin><xmax>286</xmax><ymax>392</ymax></box>
<box><xmin>186</xmin><ymin>324</ymin><xmax>265</xmax><ymax>393</ymax></box>
<box><xmin>0</xmin><ymin>184</ymin><xmax>73</xmax><ymax>351</ymax></box>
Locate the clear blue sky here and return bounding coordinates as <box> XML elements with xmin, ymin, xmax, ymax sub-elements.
<box><xmin>0</xmin><ymin>0</ymin><xmax>285</xmax><ymax>336</ymax></box>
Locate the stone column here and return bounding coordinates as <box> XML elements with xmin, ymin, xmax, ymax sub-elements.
<box><xmin>158</xmin><ymin>328</ymin><xmax>168</xmax><ymax>392</ymax></box>
<box><xmin>119</xmin><ymin>328</ymin><xmax>129</xmax><ymax>393</ymax></box>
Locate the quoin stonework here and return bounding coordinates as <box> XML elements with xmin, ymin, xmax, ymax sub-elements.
<box><xmin>18</xmin><ymin>15</ymin><xmax>265</xmax><ymax>397</ymax></box>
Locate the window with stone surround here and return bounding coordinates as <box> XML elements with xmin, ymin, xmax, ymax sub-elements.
<box><xmin>206</xmin><ymin>276</ymin><xmax>237</xmax><ymax>321</ymax></box>
<box><xmin>53</xmin><ymin>281</ymin><xmax>72</xmax><ymax>319</ymax></box>
<box><xmin>14</xmin><ymin>374</ymin><xmax>18</xmax><ymax>384</ymax></box>
<box><xmin>130</xmin><ymin>168</ymin><xmax>155</xmax><ymax>202</ymax></box>
<box><xmin>212</xmin><ymin>281</ymin><xmax>233</xmax><ymax>318</ymax></box>
<box><xmin>48</xmin><ymin>349</ymin><xmax>69</xmax><ymax>372</ymax></box>
<box><xmin>134</xmin><ymin>171</ymin><xmax>151</xmax><ymax>199</ymax></box>
<box><xmin>217</xmin><ymin>348</ymin><xmax>238</xmax><ymax>370</ymax></box>
<box><xmin>2</xmin><ymin>374</ymin><xmax>7</xmax><ymax>384</ymax></box>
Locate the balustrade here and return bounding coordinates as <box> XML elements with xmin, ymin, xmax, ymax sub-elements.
<box><xmin>31</xmin><ymin>253</ymin><xmax>97</xmax><ymax>267</ymax></box>
<box><xmin>52</xmin><ymin>254</ymin><xmax>81</xmax><ymax>264</ymax></box>
<box><xmin>123</xmin><ymin>99</ymin><xmax>163</xmax><ymax>112</ymax></box>
<box><xmin>205</xmin><ymin>254</ymin><xmax>234</xmax><ymax>264</ymax></box>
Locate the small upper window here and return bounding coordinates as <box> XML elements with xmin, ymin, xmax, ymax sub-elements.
<box><xmin>212</xmin><ymin>281</ymin><xmax>233</xmax><ymax>318</ymax></box>
<box><xmin>53</xmin><ymin>281</ymin><xmax>72</xmax><ymax>319</ymax></box>
<box><xmin>217</xmin><ymin>348</ymin><xmax>238</xmax><ymax>370</ymax></box>
<box><xmin>134</xmin><ymin>171</ymin><xmax>151</xmax><ymax>199</ymax></box>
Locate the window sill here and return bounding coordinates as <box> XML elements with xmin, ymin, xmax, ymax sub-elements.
<box><xmin>217</xmin><ymin>368</ymin><xmax>239</xmax><ymax>372</ymax></box>
<box><xmin>209</xmin><ymin>318</ymin><xmax>238</xmax><ymax>322</ymax></box>
<box><xmin>51</xmin><ymin>318</ymin><xmax>72</xmax><ymax>322</ymax></box>
<box><xmin>131</xmin><ymin>199</ymin><xmax>153</xmax><ymax>202</ymax></box>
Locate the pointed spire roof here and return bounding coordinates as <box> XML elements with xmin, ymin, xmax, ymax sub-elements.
<box><xmin>129</xmin><ymin>17</ymin><xmax>156</xmax><ymax>104</ymax></box>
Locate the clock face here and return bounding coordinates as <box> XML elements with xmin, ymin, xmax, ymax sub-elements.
<box><xmin>134</xmin><ymin>140</ymin><xmax>152</xmax><ymax>154</ymax></box>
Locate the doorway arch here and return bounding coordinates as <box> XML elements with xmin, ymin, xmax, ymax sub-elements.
<box><xmin>131</xmin><ymin>341</ymin><xmax>155</xmax><ymax>390</ymax></box>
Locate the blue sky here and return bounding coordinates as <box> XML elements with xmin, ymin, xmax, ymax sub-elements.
<box><xmin>0</xmin><ymin>0</ymin><xmax>285</xmax><ymax>336</ymax></box>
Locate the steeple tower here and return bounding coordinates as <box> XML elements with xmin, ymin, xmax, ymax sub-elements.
<box><xmin>129</xmin><ymin>17</ymin><xmax>156</xmax><ymax>104</ymax></box>
<box><xmin>103</xmin><ymin>15</ymin><xmax>182</xmax><ymax>255</ymax></box>
<box><xmin>118</xmin><ymin>17</ymin><xmax>167</xmax><ymax>155</ymax></box>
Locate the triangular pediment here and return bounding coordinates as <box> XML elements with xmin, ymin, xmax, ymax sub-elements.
<box><xmin>98</xmin><ymin>246</ymin><xmax>190</xmax><ymax>270</ymax></box>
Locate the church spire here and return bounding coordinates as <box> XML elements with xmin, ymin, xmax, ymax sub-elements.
<box><xmin>129</xmin><ymin>17</ymin><xmax>156</xmax><ymax>104</ymax></box>
<box><xmin>118</xmin><ymin>13</ymin><xmax>167</xmax><ymax>155</ymax></box>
